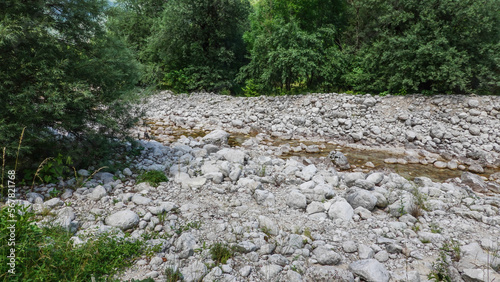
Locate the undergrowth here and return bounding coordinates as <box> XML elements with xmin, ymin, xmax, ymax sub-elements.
<box><xmin>136</xmin><ymin>170</ymin><xmax>169</xmax><ymax>187</ymax></box>
<box><xmin>0</xmin><ymin>205</ymin><xmax>147</xmax><ymax>281</ymax></box>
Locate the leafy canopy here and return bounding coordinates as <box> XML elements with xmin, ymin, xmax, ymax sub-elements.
<box><xmin>0</xmin><ymin>0</ymin><xmax>140</xmax><ymax>163</ymax></box>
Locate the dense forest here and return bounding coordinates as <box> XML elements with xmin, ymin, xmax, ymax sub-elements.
<box><xmin>1</xmin><ymin>0</ymin><xmax>499</xmax><ymax>166</ymax></box>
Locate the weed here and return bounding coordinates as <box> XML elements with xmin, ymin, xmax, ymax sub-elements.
<box><xmin>411</xmin><ymin>224</ymin><xmax>421</xmax><ymax>233</ymax></box>
<box><xmin>48</xmin><ymin>188</ymin><xmax>62</xmax><ymax>199</ymax></box>
<box><xmin>0</xmin><ymin>204</ymin><xmax>146</xmax><ymax>281</ymax></box>
<box><xmin>174</xmin><ymin>221</ymin><xmax>202</xmax><ymax>235</ymax></box>
<box><xmin>165</xmin><ymin>267</ymin><xmax>183</xmax><ymax>282</ymax></box>
<box><xmin>441</xmin><ymin>239</ymin><xmax>461</xmax><ymax>262</ymax></box>
<box><xmin>261</xmin><ymin>226</ymin><xmax>272</xmax><ymax>237</ymax></box>
<box><xmin>303</xmin><ymin>227</ymin><xmax>313</xmax><ymax>241</ymax></box>
<box><xmin>210</xmin><ymin>243</ymin><xmax>233</xmax><ymax>265</ymax></box>
<box><xmin>158</xmin><ymin>211</ymin><xmax>168</xmax><ymax>225</ymax></box>
<box><xmin>398</xmin><ymin>199</ymin><xmax>407</xmax><ymax>216</ymax></box>
<box><xmin>290</xmin><ymin>265</ymin><xmax>304</xmax><ymax>275</ymax></box>
<box><xmin>258</xmin><ymin>165</ymin><xmax>266</xmax><ymax>177</ymax></box>
<box><xmin>136</xmin><ymin>170</ymin><xmax>168</xmax><ymax>187</ymax></box>
<box><xmin>428</xmin><ymin>250</ymin><xmax>452</xmax><ymax>281</ymax></box>
<box><xmin>421</xmin><ymin>239</ymin><xmax>431</xmax><ymax>244</ymax></box>
<box><xmin>430</xmin><ymin>223</ymin><xmax>442</xmax><ymax>234</ymax></box>
<box><xmin>409</xmin><ymin>187</ymin><xmax>427</xmax><ymax>218</ymax></box>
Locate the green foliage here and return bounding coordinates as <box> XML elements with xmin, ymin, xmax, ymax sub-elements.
<box><xmin>165</xmin><ymin>267</ymin><xmax>183</xmax><ymax>282</ymax></box>
<box><xmin>173</xmin><ymin>221</ymin><xmax>202</xmax><ymax>235</ymax></box>
<box><xmin>0</xmin><ymin>0</ymin><xmax>141</xmax><ymax>170</ymax></box>
<box><xmin>33</xmin><ymin>154</ymin><xmax>73</xmax><ymax>185</ymax></box>
<box><xmin>0</xmin><ymin>204</ymin><xmax>146</xmax><ymax>281</ymax></box>
<box><xmin>428</xmin><ymin>250</ymin><xmax>452</xmax><ymax>281</ymax></box>
<box><xmin>240</xmin><ymin>0</ymin><xmax>348</xmax><ymax>93</ymax></box>
<box><xmin>346</xmin><ymin>0</ymin><xmax>500</xmax><ymax>94</ymax></box>
<box><xmin>136</xmin><ymin>170</ymin><xmax>169</xmax><ymax>187</ymax></box>
<box><xmin>146</xmin><ymin>0</ymin><xmax>251</xmax><ymax>92</ymax></box>
<box><xmin>210</xmin><ymin>242</ymin><xmax>234</xmax><ymax>265</ymax></box>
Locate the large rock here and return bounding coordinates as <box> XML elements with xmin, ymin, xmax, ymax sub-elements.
<box><xmin>461</xmin><ymin>172</ymin><xmax>489</xmax><ymax>193</ymax></box>
<box><xmin>181</xmin><ymin>261</ymin><xmax>208</xmax><ymax>282</ymax></box>
<box><xmin>328</xmin><ymin>151</ymin><xmax>350</xmax><ymax>170</ymax></box>
<box><xmin>175</xmin><ymin>232</ymin><xmax>196</xmax><ymax>259</ymax></box>
<box><xmin>105</xmin><ymin>210</ymin><xmax>139</xmax><ymax>230</ymax></box>
<box><xmin>254</xmin><ymin>189</ymin><xmax>275</xmax><ymax>206</ymax></box>
<box><xmin>349</xmin><ymin>259</ymin><xmax>390</xmax><ymax>282</ymax></box>
<box><xmin>216</xmin><ymin>148</ymin><xmax>246</xmax><ymax>164</ymax></box>
<box><xmin>328</xmin><ymin>198</ymin><xmax>354</xmax><ymax>221</ymax></box>
<box><xmin>305</xmin><ymin>266</ymin><xmax>354</xmax><ymax>282</ymax></box>
<box><xmin>260</xmin><ymin>265</ymin><xmax>282</xmax><ymax>280</ymax></box>
<box><xmin>346</xmin><ymin>189</ymin><xmax>378</xmax><ymax>211</ymax></box>
<box><xmin>287</xmin><ymin>191</ymin><xmax>307</xmax><ymax>210</ymax></box>
<box><xmin>88</xmin><ymin>185</ymin><xmax>108</xmax><ymax>201</ymax></box>
<box><xmin>202</xmin><ymin>130</ymin><xmax>230</xmax><ymax>145</ymax></box>
<box><xmin>258</xmin><ymin>215</ymin><xmax>279</xmax><ymax>236</ymax></box>
<box><xmin>313</xmin><ymin>246</ymin><xmax>341</xmax><ymax>265</ymax></box>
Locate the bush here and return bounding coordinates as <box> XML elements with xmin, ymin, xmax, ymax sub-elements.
<box><xmin>0</xmin><ymin>204</ymin><xmax>146</xmax><ymax>281</ymax></box>
<box><xmin>136</xmin><ymin>170</ymin><xmax>169</xmax><ymax>187</ymax></box>
<box><xmin>0</xmin><ymin>0</ymin><xmax>140</xmax><ymax>169</ymax></box>
<box><xmin>346</xmin><ymin>0</ymin><xmax>500</xmax><ymax>94</ymax></box>
<box><xmin>210</xmin><ymin>242</ymin><xmax>234</xmax><ymax>265</ymax></box>
<box><xmin>146</xmin><ymin>0</ymin><xmax>250</xmax><ymax>92</ymax></box>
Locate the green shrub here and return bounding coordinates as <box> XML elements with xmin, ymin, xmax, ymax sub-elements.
<box><xmin>0</xmin><ymin>204</ymin><xmax>146</xmax><ymax>281</ymax></box>
<box><xmin>136</xmin><ymin>170</ymin><xmax>168</xmax><ymax>187</ymax></box>
<box><xmin>165</xmin><ymin>267</ymin><xmax>183</xmax><ymax>282</ymax></box>
<box><xmin>210</xmin><ymin>243</ymin><xmax>234</xmax><ymax>265</ymax></box>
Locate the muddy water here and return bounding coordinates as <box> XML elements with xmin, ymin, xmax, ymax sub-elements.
<box><xmin>141</xmin><ymin>122</ymin><xmax>498</xmax><ymax>182</ymax></box>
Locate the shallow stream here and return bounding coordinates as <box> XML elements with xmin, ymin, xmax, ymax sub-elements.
<box><xmin>142</xmin><ymin>120</ymin><xmax>498</xmax><ymax>183</ymax></box>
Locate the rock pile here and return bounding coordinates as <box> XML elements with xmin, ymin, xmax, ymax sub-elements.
<box><xmin>13</xmin><ymin>125</ymin><xmax>500</xmax><ymax>281</ymax></box>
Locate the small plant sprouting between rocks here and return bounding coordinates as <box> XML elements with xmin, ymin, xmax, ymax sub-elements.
<box><xmin>409</xmin><ymin>187</ymin><xmax>428</xmax><ymax>218</ymax></box>
<box><xmin>441</xmin><ymin>239</ymin><xmax>461</xmax><ymax>262</ymax></box>
<box><xmin>210</xmin><ymin>242</ymin><xmax>234</xmax><ymax>265</ymax></box>
<box><xmin>165</xmin><ymin>267</ymin><xmax>183</xmax><ymax>282</ymax></box>
<box><xmin>428</xmin><ymin>251</ymin><xmax>452</xmax><ymax>281</ymax></box>
<box><xmin>174</xmin><ymin>221</ymin><xmax>202</xmax><ymax>235</ymax></box>
<box><xmin>136</xmin><ymin>170</ymin><xmax>169</xmax><ymax>187</ymax></box>
<box><xmin>430</xmin><ymin>223</ymin><xmax>442</xmax><ymax>234</ymax></box>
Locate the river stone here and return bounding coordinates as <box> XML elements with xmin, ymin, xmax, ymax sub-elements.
<box><xmin>88</xmin><ymin>185</ymin><xmax>107</xmax><ymax>200</ymax></box>
<box><xmin>132</xmin><ymin>194</ymin><xmax>152</xmax><ymax>205</ymax></box>
<box><xmin>181</xmin><ymin>261</ymin><xmax>208</xmax><ymax>282</ymax></box>
<box><xmin>349</xmin><ymin>259</ymin><xmax>390</xmax><ymax>282</ymax></box>
<box><xmin>216</xmin><ymin>148</ymin><xmax>246</xmax><ymax>164</ymax></box>
<box><xmin>202</xmin><ymin>130</ymin><xmax>230</xmax><ymax>145</ymax></box>
<box><xmin>305</xmin><ymin>265</ymin><xmax>355</xmax><ymax>282</ymax></box>
<box><xmin>260</xmin><ymin>264</ymin><xmax>282</xmax><ymax>280</ymax></box>
<box><xmin>44</xmin><ymin>198</ymin><xmax>64</xmax><ymax>209</ymax></box>
<box><xmin>346</xmin><ymin>189</ymin><xmax>378</xmax><ymax>211</ymax></box>
<box><xmin>328</xmin><ymin>151</ymin><xmax>350</xmax><ymax>170</ymax></box>
<box><xmin>468</xmin><ymin>163</ymin><xmax>484</xmax><ymax>174</ymax></box>
<box><xmin>287</xmin><ymin>191</ymin><xmax>307</xmax><ymax>210</ymax></box>
<box><xmin>461</xmin><ymin>172</ymin><xmax>489</xmax><ymax>193</ymax></box>
<box><xmin>105</xmin><ymin>210</ymin><xmax>139</xmax><ymax>230</ymax></box>
<box><xmin>258</xmin><ymin>215</ymin><xmax>279</xmax><ymax>235</ymax></box>
<box><xmin>313</xmin><ymin>246</ymin><xmax>341</xmax><ymax>265</ymax></box>
<box><xmin>328</xmin><ymin>198</ymin><xmax>354</xmax><ymax>221</ymax></box>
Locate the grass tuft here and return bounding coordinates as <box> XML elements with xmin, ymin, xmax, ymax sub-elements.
<box><xmin>136</xmin><ymin>170</ymin><xmax>168</xmax><ymax>187</ymax></box>
<box><xmin>210</xmin><ymin>242</ymin><xmax>234</xmax><ymax>265</ymax></box>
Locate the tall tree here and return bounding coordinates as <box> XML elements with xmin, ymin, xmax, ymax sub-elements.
<box><xmin>346</xmin><ymin>0</ymin><xmax>500</xmax><ymax>94</ymax></box>
<box><xmin>240</xmin><ymin>0</ymin><xmax>348</xmax><ymax>93</ymax></box>
<box><xmin>146</xmin><ymin>0</ymin><xmax>251</xmax><ymax>92</ymax></box>
<box><xmin>0</xmin><ymin>0</ymin><xmax>139</xmax><ymax>161</ymax></box>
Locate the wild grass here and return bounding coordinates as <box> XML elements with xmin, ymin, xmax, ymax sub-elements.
<box><xmin>136</xmin><ymin>170</ymin><xmax>168</xmax><ymax>187</ymax></box>
<box><xmin>0</xmin><ymin>204</ymin><xmax>147</xmax><ymax>281</ymax></box>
